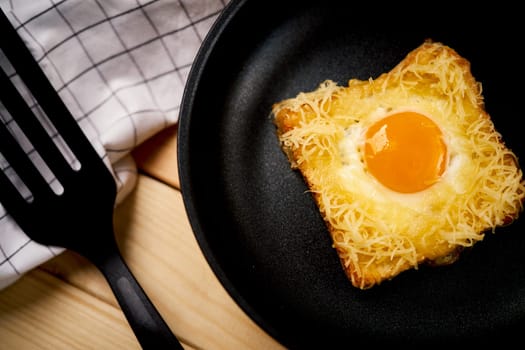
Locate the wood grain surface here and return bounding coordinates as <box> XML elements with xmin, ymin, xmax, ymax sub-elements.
<box><xmin>0</xmin><ymin>124</ymin><xmax>285</xmax><ymax>350</ymax></box>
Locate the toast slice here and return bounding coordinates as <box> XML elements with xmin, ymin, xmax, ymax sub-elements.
<box><xmin>272</xmin><ymin>40</ymin><xmax>525</xmax><ymax>289</ymax></box>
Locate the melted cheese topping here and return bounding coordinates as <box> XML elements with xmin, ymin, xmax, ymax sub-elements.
<box><xmin>272</xmin><ymin>41</ymin><xmax>525</xmax><ymax>289</ymax></box>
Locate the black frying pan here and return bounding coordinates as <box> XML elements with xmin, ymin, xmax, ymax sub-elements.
<box><xmin>178</xmin><ymin>0</ymin><xmax>525</xmax><ymax>347</ymax></box>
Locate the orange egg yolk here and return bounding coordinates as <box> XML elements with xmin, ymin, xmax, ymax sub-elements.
<box><xmin>363</xmin><ymin>111</ymin><xmax>447</xmax><ymax>193</ymax></box>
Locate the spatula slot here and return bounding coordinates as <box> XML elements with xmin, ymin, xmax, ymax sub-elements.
<box><xmin>0</xmin><ymin>114</ymin><xmax>64</xmax><ymax>199</ymax></box>
<box><xmin>0</xmin><ymin>53</ymin><xmax>85</xmax><ymax>200</ymax></box>
<box><xmin>0</xmin><ymin>151</ymin><xmax>33</xmax><ymax>202</ymax></box>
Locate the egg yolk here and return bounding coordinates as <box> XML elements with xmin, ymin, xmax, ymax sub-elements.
<box><xmin>364</xmin><ymin>111</ymin><xmax>447</xmax><ymax>193</ymax></box>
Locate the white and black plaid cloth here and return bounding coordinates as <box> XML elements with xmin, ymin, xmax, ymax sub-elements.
<box><xmin>0</xmin><ymin>0</ymin><xmax>230</xmax><ymax>289</ymax></box>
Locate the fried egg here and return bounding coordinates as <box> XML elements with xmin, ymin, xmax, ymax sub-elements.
<box><xmin>272</xmin><ymin>40</ymin><xmax>525</xmax><ymax>289</ymax></box>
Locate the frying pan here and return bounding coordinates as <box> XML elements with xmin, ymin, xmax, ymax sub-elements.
<box><xmin>178</xmin><ymin>0</ymin><xmax>525</xmax><ymax>347</ymax></box>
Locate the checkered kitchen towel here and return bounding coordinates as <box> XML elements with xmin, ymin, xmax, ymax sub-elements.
<box><xmin>0</xmin><ymin>0</ymin><xmax>230</xmax><ymax>289</ymax></box>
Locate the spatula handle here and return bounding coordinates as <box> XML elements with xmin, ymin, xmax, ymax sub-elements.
<box><xmin>88</xmin><ymin>245</ymin><xmax>183</xmax><ymax>349</ymax></box>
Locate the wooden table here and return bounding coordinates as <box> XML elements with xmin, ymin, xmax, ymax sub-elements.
<box><xmin>0</xmin><ymin>125</ymin><xmax>285</xmax><ymax>349</ymax></box>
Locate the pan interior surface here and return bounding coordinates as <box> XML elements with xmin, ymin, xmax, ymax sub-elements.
<box><xmin>178</xmin><ymin>0</ymin><xmax>525</xmax><ymax>347</ymax></box>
